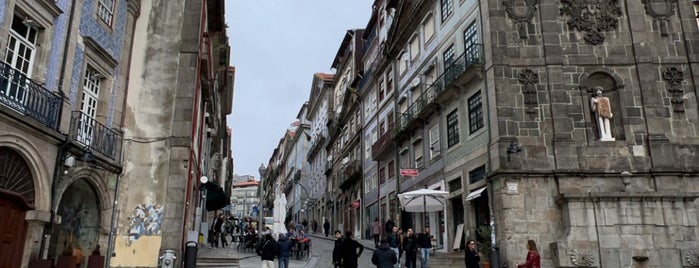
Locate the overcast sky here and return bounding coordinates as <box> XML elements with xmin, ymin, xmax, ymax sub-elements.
<box><xmin>226</xmin><ymin>1</ymin><xmax>374</xmax><ymax>177</ymax></box>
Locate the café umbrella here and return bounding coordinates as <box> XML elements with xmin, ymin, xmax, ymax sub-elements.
<box><xmin>398</xmin><ymin>188</ymin><xmax>449</xmax><ymax>213</ymax></box>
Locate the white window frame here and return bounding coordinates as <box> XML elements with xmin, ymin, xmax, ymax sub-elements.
<box><xmin>429</xmin><ymin>124</ymin><xmax>440</xmax><ymax>159</ymax></box>
<box><xmin>97</xmin><ymin>0</ymin><xmax>115</xmax><ymax>27</ymax></box>
<box><xmin>78</xmin><ymin>69</ymin><xmax>102</xmax><ymax>145</ymax></box>
<box><xmin>409</xmin><ymin>35</ymin><xmax>420</xmax><ymax>61</ymax></box>
<box><xmin>3</xmin><ymin>15</ymin><xmax>38</xmax><ymax>107</ymax></box>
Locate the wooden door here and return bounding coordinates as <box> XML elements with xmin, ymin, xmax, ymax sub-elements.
<box><xmin>0</xmin><ymin>196</ymin><xmax>28</xmax><ymax>268</ymax></box>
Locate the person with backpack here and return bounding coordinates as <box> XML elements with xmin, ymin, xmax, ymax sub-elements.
<box><xmin>256</xmin><ymin>233</ymin><xmax>277</xmax><ymax>268</ymax></box>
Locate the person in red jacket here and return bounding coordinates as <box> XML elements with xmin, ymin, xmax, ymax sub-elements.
<box><xmin>517</xmin><ymin>240</ymin><xmax>541</xmax><ymax>268</ymax></box>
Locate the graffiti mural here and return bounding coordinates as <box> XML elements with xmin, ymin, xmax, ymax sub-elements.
<box><xmin>127</xmin><ymin>203</ymin><xmax>163</xmax><ymax>244</ymax></box>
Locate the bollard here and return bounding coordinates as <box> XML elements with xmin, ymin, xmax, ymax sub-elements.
<box><xmin>158</xmin><ymin>249</ymin><xmax>176</xmax><ymax>268</ymax></box>
<box><xmin>184</xmin><ymin>241</ymin><xmax>198</xmax><ymax>268</ymax></box>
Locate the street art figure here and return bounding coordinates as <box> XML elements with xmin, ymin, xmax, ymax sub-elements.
<box><xmin>128</xmin><ymin>203</ymin><xmax>164</xmax><ymax>244</ymax></box>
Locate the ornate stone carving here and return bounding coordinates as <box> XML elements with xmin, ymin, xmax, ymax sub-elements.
<box><xmin>662</xmin><ymin>67</ymin><xmax>685</xmax><ymax>113</ymax></box>
<box><xmin>641</xmin><ymin>0</ymin><xmax>676</xmax><ymax>36</ymax></box>
<box><xmin>503</xmin><ymin>0</ymin><xmax>538</xmax><ymax>39</ymax></box>
<box><xmin>686</xmin><ymin>249</ymin><xmax>699</xmax><ymax>266</ymax></box>
<box><xmin>570</xmin><ymin>250</ymin><xmax>595</xmax><ymax>267</ymax></box>
<box><xmin>518</xmin><ymin>69</ymin><xmax>539</xmax><ymax>115</ymax></box>
<box><xmin>560</xmin><ymin>0</ymin><xmax>622</xmax><ymax>45</ymax></box>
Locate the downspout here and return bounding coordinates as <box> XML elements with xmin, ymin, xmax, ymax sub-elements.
<box><xmin>39</xmin><ymin>0</ymin><xmax>79</xmax><ymax>259</ymax></box>
<box><xmin>475</xmin><ymin>0</ymin><xmax>499</xmax><ymax>267</ymax></box>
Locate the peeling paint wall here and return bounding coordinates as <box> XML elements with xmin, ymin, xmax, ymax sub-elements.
<box><xmin>116</xmin><ymin>0</ymin><xmax>199</xmax><ymax>266</ymax></box>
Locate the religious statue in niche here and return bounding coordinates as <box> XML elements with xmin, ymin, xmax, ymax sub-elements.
<box><xmin>590</xmin><ymin>87</ymin><xmax>615</xmax><ymax>141</ymax></box>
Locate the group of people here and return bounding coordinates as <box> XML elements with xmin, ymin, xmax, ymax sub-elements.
<box><xmin>208</xmin><ymin>213</ymin><xmax>260</xmax><ymax>249</ymax></box>
<box><xmin>464</xmin><ymin>238</ymin><xmax>540</xmax><ymax>268</ymax></box>
<box><xmin>369</xmin><ymin>218</ymin><xmax>433</xmax><ymax>268</ymax></box>
<box><xmin>255</xmin><ymin>223</ymin><xmax>315</xmax><ymax>268</ymax></box>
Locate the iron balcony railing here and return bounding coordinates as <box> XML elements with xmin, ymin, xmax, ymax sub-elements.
<box><xmin>0</xmin><ymin>61</ymin><xmax>62</xmax><ymax>130</ymax></box>
<box><xmin>69</xmin><ymin>111</ymin><xmax>123</xmax><ymax>161</ymax></box>
<box><xmin>397</xmin><ymin>44</ymin><xmax>483</xmax><ymax>134</ymax></box>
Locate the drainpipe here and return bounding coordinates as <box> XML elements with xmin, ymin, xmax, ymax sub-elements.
<box><xmin>105</xmin><ymin>146</ymin><xmax>125</xmax><ymax>266</ymax></box>
<box><xmin>475</xmin><ymin>0</ymin><xmax>499</xmax><ymax>267</ymax></box>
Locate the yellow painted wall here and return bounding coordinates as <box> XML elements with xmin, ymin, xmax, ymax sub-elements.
<box><xmin>111</xmin><ymin>235</ymin><xmax>161</xmax><ymax>267</ymax></box>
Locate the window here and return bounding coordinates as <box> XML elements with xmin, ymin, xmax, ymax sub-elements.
<box><xmin>424</xmin><ymin>67</ymin><xmax>436</xmax><ymax>86</ymax></box>
<box><xmin>78</xmin><ymin>68</ymin><xmax>102</xmax><ymax>145</ymax></box>
<box><xmin>3</xmin><ymin>15</ymin><xmax>39</xmax><ymax>105</ymax></box>
<box><xmin>414</xmin><ymin>139</ymin><xmax>423</xmax><ymax>169</ymax></box>
<box><xmin>399</xmin><ymin>52</ymin><xmax>408</xmax><ymax>74</ymax></box>
<box><xmin>468</xmin><ymin>91</ymin><xmax>484</xmax><ymax>134</ymax></box>
<box><xmin>448</xmin><ymin>177</ymin><xmax>462</xmax><ymax>192</ymax></box>
<box><xmin>447</xmin><ymin>109</ymin><xmax>459</xmax><ymax>147</ymax></box>
<box><xmin>379</xmin><ymin>119</ymin><xmax>386</xmax><ymax>136</ymax></box>
<box><xmin>443</xmin><ymin>44</ymin><xmax>456</xmax><ymax>70</ymax></box>
<box><xmin>378</xmin><ymin>79</ymin><xmax>385</xmax><ymax>102</ymax></box>
<box><xmin>464</xmin><ymin>22</ymin><xmax>479</xmax><ymax>63</ymax></box>
<box><xmin>409</xmin><ymin>36</ymin><xmax>420</xmax><ymax>61</ymax></box>
<box><xmin>386</xmin><ymin>68</ymin><xmax>393</xmax><ymax>94</ymax></box>
<box><xmin>423</xmin><ymin>14</ymin><xmax>435</xmax><ymax>43</ymax></box>
<box><xmin>469</xmin><ymin>165</ymin><xmax>486</xmax><ymax>184</ymax></box>
<box><xmin>387</xmin><ymin>160</ymin><xmax>395</xmax><ymax>179</ymax></box>
<box><xmin>97</xmin><ymin>0</ymin><xmax>115</xmax><ymax>26</ymax></box>
<box><xmin>429</xmin><ymin>125</ymin><xmax>440</xmax><ymax>159</ymax></box>
<box><xmin>379</xmin><ymin>166</ymin><xmax>386</xmax><ymax>185</ymax></box>
<box><xmin>441</xmin><ymin>0</ymin><xmax>454</xmax><ymax>22</ymax></box>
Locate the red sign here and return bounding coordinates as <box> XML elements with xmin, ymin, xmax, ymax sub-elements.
<box><xmin>400</xmin><ymin>168</ymin><xmax>419</xmax><ymax>176</ymax></box>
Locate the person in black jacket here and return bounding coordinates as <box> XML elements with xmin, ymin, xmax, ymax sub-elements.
<box><xmin>339</xmin><ymin>231</ymin><xmax>364</xmax><ymax>268</ymax></box>
<box><xmin>324</xmin><ymin>220</ymin><xmax>331</xmax><ymax>237</ymax></box>
<box><xmin>256</xmin><ymin>233</ymin><xmax>277</xmax><ymax>268</ymax></box>
<box><xmin>373</xmin><ymin>239</ymin><xmax>398</xmax><ymax>268</ymax></box>
<box><xmin>332</xmin><ymin>230</ymin><xmax>343</xmax><ymax>268</ymax></box>
<box><xmin>464</xmin><ymin>239</ymin><xmax>481</xmax><ymax>268</ymax></box>
<box><xmin>402</xmin><ymin>228</ymin><xmax>418</xmax><ymax>268</ymax></box>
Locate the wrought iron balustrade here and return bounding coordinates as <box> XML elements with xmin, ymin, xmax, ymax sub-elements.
<box><xmin>69</xmin><ymin>111</ymin><xmax>123</xmax><ymax>161</ymax></box>
<box><xmin>0</xmin><ymin>61</ymin><xmax>62</xmax><ymax>130</ymax></box>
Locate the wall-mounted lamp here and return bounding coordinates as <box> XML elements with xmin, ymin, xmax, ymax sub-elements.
<box><xmin>506</xmin><ymin>141</ymin><xmax>522</xmax><ymax>162</ymax></box>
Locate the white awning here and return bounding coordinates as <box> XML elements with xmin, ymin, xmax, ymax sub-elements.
<box><xmin>464</xmin><ymin>187</ymin><xmax>486</xmax><ymax>202</ymax></box>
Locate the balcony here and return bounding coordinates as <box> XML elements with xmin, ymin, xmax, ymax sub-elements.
<box><xmin>69</xmin><ymin>111</ymin><xmax>123</xmax><ymax>161</ymax></box>
<box><xmin>338</xmin><ymin>159</ymin><xmax>361</xmax><ymax>190</ymax></box>
<box><xmin>371</xmin><ymin>125</ymin><xmax>395</xmax><ymax>160</ymax></box>
<box><xmin>395</xmin><ymin>44</ymin><xmax>483</xmax><ymax>139</ymax></box>
<box><xmin>0</xmin><ymin>61</ymin><xmax>62</xmax><ymax>130</ymax></box>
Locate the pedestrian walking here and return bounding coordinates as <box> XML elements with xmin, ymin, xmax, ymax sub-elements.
<box><xmin>464</xmin><ymin>239</ymin><xmax>480</xmax><ymax>268</ymax></box>
<box><xmin>417</xmin><ymin>227</ymin><xmax>432</xmax><ymax>268</ymax></box>
<box><xmin>312</xmin><ymin>219</ymin><xmax>318</xmax><ymax>235</ymax></box>
<box><xmin>332</xmin><ymin>230</ymin><xmax>344</xmax><ymax>268</ymax></box>
<box><xmin>256</xmin><ymin>233</ymin><xmax>277</xmax><ymax>268</ymax></box>
<box><xmin>211</xmin><ymin>213</ymin><xmax>225</xmax><ymax>248</ymax></box>
<box><xmin>372</xmin><ymin>239</ymin><xmax>398</xmax><ymax>268</ymax></box>
<box><xmin>339</xmin><ymin>231</ymin><xmax>364</xmax><ymax>268</ymax></box>
<box><xmin>276</xmin><ymin>233</ymin><xmax>292</xmax><ymax>268</ymax></box>
<box><xmin>372</xmin><ymin>217</ymin><xmax>382</xmax><ymax>247</ymax></box>
<box><xmin>402</xmin><ymin>228</ymin><xmax>417</xmax><ymax>268</ymax></box>
<box><xmin>324</xmin><ymin>219</ymin><xmax>331</xmax><ymax>237</ymax></box>
<box><xmin>387</xmin><ymin>226</ymin><xmax>401</xmax><ymax>268</ymax></box>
